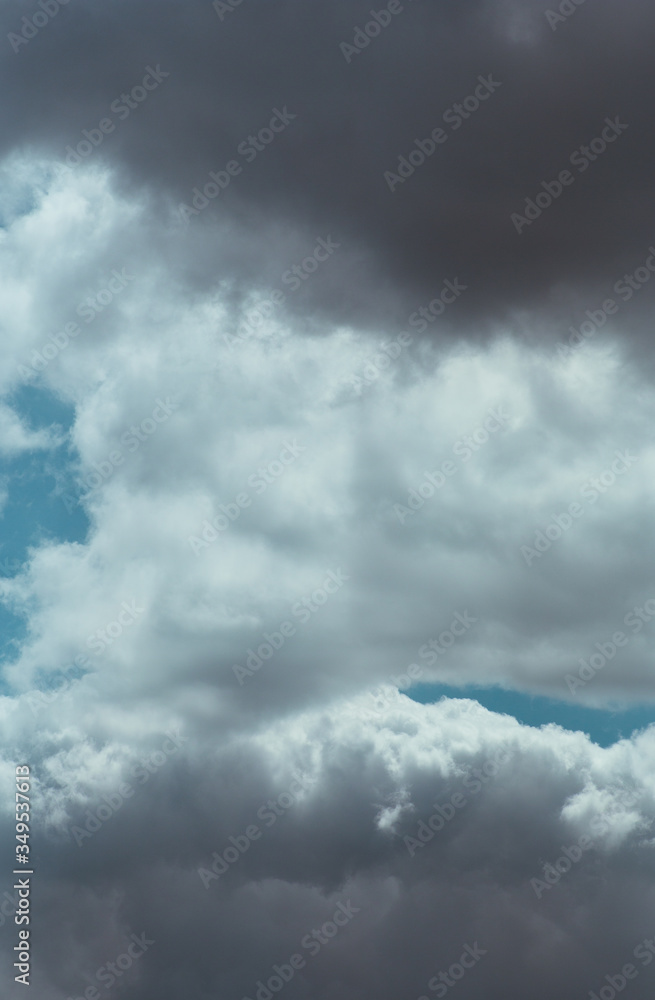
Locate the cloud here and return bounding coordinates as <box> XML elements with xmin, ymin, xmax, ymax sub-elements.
<box><xmin>0</xmin><ymin>5</ymin><xmax>654</xmax><ymax>990</ymax></box>
<box><xmin>0</xmin><ymin>163</ymin><xmax>653</xmax><ymax>723</ymax></box>
<box><xmin>0</xmin><ymin>403</ymin><xmax>61</xmax><ymax>456</ymax></box>
<box><xmin>3</xmin><ymin>694</ymin><xmax>655</xmax><ymax>998</ymax></box>
<box><xmin>1</xmin><ymin>0</ymin><xmax>654</xmax><ymax>356</ymax></box>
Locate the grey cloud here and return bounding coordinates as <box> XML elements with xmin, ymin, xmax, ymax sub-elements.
<box><xmin>5</xmin><ymin>697</ymin><xmax>655</xmax><ymax>999</ymax></box>
<box><xmin>1</xmin><ymin>0</ymin><xmax>655</xmax><ymax>353</ymax></box>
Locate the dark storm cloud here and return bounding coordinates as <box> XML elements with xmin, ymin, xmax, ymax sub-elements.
<box><xmin>2</xmin><ymin>0</ymin><xmax>655</xmax><ymax>345</ymax></box>
<box><xmin>10</xmin><ymin>699</ymin><xmax>655</xmax><ymax>1000</ymax></box>
<box><xmin>3</xmin><ymin>3</ymin><xmax>655</xmax><ymax>998</ymax></box>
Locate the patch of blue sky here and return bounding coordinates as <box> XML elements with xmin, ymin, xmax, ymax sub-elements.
<box><xmin>0</xmin><ymin>384</ymin><xmax>89</xmax><ymax>668</ymax></box>
<box><xmin>408</xmin><ymin>681</ymin><xmax>655</xmax><ymax>747</ymax></box>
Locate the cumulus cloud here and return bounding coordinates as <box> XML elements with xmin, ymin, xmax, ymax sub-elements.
<box><xmin>3</xmin><ymin>695</ymin><xmax>655</xmax><ymax>999</ymax></box>
<box><xmin>0</xmin><ymin>3</ymin><xmax>654</xmax><ymax>995</ymax></box>
<box><xmin>2</xmin><ymin>173</ymin><xmax>654</xmax><ymax>718</ymax></box>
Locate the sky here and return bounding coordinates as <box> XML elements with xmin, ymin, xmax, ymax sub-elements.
<box><xmin>1</xmin><ymin>0</ymin><xmax>655</xmax><ymax>998</ymax></box>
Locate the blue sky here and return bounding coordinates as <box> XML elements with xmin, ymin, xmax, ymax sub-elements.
<box><xmin>0</xmin><ymin>384</ymin><xmax>88</xmax><ymax>666</ymax></box>
<box><xmin>409</xmin><ymin>682</ymin><xmax>655</xmax><ymax>748</ymax></box>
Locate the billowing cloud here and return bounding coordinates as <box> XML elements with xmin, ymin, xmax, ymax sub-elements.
<box><xmin>3</xmin><ymin>694</ymin><xmax>655</xmax><ymax>999</ymax></box>
<box><xmin>1</xmin><ymin>4</ymin><xmax>654</xmax><ymax>995</ymax></box>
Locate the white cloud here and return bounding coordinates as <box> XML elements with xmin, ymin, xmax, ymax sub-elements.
<box><xmin>1</xmin><ymin>157</ymin><xmax>655</xmax><ymax>1000</ymax></box>
<box><xmin>0</xmin><ymin>402</ymin><xmax>61</xmax><ymax>456</ymax></box>
<box><xmin>0</xmin><ymin>160</ymin><xmax>654</xmax><ymax>716</ymax></box>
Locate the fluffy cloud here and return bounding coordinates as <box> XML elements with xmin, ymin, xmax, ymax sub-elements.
<box><xmin>0</xmin><ymin>2</ymin><xmax>654</xmax><ymax>990</ymax></box>
<box><xmin>2</xmin><ymin>165</ymin><xmax>654</xmax><ymax>720</ymax></box>
<box><xmin>3</xmin><ymin>694</ymin><xmax>655</xmax><ymax>999</ymax></box>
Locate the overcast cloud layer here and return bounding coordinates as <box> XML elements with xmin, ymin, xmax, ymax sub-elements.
<box><xmin>1</xmin><ymin>2</ymin><xmax>655</xmax><ymax>998</ymax></box>
<box><xmin>2</xmin><ymin>0</ymin><xmax>655</xmax><ymax>348</ymax></box>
